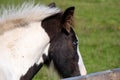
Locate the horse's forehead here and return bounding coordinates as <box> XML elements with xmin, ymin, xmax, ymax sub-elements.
<box><xmin>41</xmin><ymin>13</ymin><xmax>63</xmax><ymax>38</ymax></box>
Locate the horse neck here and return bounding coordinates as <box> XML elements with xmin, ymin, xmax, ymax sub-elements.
<box><xmin>0</xmin><ymin>21</ymin><xmax>50</xmax><ymax>80</ymax></box>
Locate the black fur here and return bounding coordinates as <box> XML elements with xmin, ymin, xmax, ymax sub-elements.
<box><xmin>20</xmin><ymin>63</ymin><xmax>43</xmax><ymax>80</ymax></box>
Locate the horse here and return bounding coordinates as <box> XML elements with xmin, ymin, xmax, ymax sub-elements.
<box><xmin>0</xmin><ymin>2</ymin><xmax>87</xmax><ymax>80</ymax></box>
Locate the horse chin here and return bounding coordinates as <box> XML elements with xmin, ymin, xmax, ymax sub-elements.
<box><xmin>62</xmin><ymin>71</ymin><xmax>80</xmax><ymax>78</ymax></box>
<box><xmin>71</xmin><ymin>71</ymin><xmax>81</xmax><ymax>78</ymax></box>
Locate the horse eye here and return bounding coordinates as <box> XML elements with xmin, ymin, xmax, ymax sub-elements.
<box><xmin>73</xmin><ymin>41</ymin><xmax>78</xmax><ymax>47</ymax></box>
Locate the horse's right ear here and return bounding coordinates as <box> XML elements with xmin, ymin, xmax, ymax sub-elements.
<box><xmin>48</xmin><ymin>2</ymin><xmax>56</xmax><ymax>8</ymax></box>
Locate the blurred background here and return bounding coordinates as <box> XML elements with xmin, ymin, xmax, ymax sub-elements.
<box><xmin>0</xmin><ymin>0</ymin><xmax>120</xmax><ymax>80</ymax></box>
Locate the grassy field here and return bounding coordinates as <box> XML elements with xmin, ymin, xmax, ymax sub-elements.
<box><xmin>0</xmin><ymin>0</ymin><xmax>120</xmax><ymax>80</ymax></box>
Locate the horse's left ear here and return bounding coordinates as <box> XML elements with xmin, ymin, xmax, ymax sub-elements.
<box><xmin>61</xmin><ymin>7</ymin><xmax>75</xmax><ymax>34</ymax></box>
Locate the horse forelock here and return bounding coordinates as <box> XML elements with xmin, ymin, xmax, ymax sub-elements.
<box><xmin>0</xmin><ymin>2</ymin><xmax>60</xmax><ymax>34</ymax></box>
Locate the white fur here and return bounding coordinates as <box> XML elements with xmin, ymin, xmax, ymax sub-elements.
<box><xmin>37</xmin><ymin>43</ymin><xmax>50</xmax><ymax>65</ymax></box>
<box><xmin>0</xmin><ymin>2</ymin><xmax>60</xmax><ymax>30</ymax></box>
<box><xmin>76</xmin><ymin>36</ymin><xmax>87</xmax><ymax>75</ymax></box>
<box><xmin>0</xmin><ymin>22</ymin><xmax>50</xmax><ymax>80</ymax></box>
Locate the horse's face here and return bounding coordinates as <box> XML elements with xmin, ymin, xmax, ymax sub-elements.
<box><xmin>42</xmin><ymin>5</ymin><xmax>86</xmax><ymax>78</ymax></box>
<box><xmin>49</xmin><ymin>28</ymin><xmax>80</xmax><ymax>78</ymax></box>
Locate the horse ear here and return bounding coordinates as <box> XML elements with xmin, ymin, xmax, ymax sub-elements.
<box><xmin>48</xmin><ymin>2</ymin><xmax>56</xmax><ymax>8</ymax></box>
<box><xmin>62</xmin><ymin>7</ymin><xmax>75</xmax><ymax>34</ymax></box>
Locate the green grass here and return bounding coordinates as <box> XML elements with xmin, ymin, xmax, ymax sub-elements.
<box><xmin>0</xmin><ymin>0</ymin><xmax>120</xmax><ymax>80</ymax></box>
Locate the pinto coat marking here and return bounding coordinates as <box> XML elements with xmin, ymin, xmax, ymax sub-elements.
<box><xmin>0</xmin><ymin>2</ymin><xmax>60</xmax><ymax>80</ymax></box>
<box><xmin>0</xmin><ymin>22</ymin><xmax>50</xmax><ymax>80</ymax></box>
<box><xmin>0</xmin><ymin>2</ymin><xmax>87</xmax><ymax>80</ymax></box>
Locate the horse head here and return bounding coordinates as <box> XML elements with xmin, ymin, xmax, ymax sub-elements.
<box><xmin>42</xmin><ymin>3</ymin><xmax>87</xmax><ymax>78</ymax></box>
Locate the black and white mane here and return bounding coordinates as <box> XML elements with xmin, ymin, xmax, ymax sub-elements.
<box><xmin>0</xmin><ymin>2</ymin><xmax>87</xmax><ymax>80</ymax></box>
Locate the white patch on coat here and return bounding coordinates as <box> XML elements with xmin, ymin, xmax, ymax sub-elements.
<box><xmin>0</xmin><ymin>64</ymin><xmax>13</xmax><ymax>80</ymax></box>
<box><xmin>37</xmin><ymin>43</ymin><xmax>50</xmax><ymax>65</ymax></box>
<box><xmin>0</xmin><ymin>22</ymin><xmax>50</xmax><ymax>80</ymax></box>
